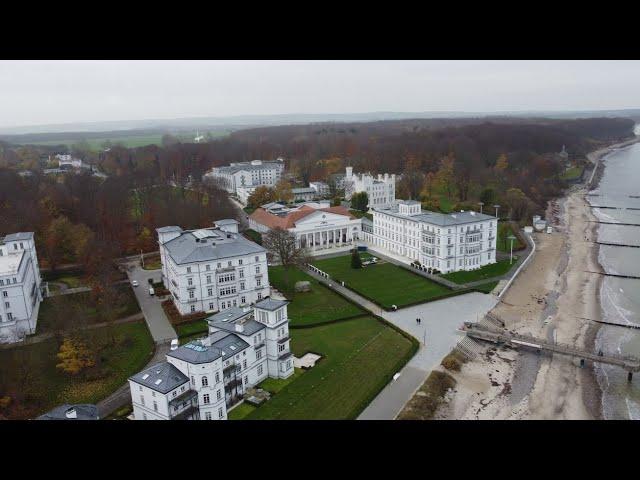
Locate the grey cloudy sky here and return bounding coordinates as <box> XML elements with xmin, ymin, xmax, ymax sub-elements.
<box><xmin>0</xmin><ymin>60</ymin><xmax>639</xmax><ymax>128</ymax></box>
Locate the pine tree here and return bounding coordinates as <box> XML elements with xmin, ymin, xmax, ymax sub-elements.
<box><xmin>351</xmin><ymin>249</ymin><xmax>362</xmax><ymax>269</ymax></box>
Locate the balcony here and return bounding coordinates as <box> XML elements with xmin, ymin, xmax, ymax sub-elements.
<box><xmin>278</xmin><ymin>351</ymin><xmax>293</xmax><ymax>361</ymax></box>
<box><xmin>171</xmin><ymin>405</ymin><xmax>200</xmax><ymax>421</ymax></box>
<box><xmin>277</xmin><ymin>336</ymin><xmax>290</xmax><ymax>344</ymax></box>
<box><xmin>168</xmin><ymin>389</ymin><xmax>198</xmax><ymax>408</ymax></box>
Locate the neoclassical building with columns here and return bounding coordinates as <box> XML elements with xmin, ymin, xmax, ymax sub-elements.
<box><xmin>249</xmin><ymin>202</ymin><xmax>362</xmax><ymax>255</ymax></box>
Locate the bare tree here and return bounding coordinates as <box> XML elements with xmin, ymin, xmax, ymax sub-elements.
<box><xmin>262</xmin><ymin>227</ymin><xmax>309</xmax><ymax>287</ymax></box>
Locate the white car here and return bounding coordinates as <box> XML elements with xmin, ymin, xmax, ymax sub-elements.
<box><xmin>131</xmin><ymin>280</ymin><xmax>139</xmax><ymax>287</ymax></box>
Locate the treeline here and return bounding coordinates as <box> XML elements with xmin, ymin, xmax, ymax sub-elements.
<box><xmin>0</xmin><ymin>169</ymin><xmax>236</xmax><ymax>270</ymax></box>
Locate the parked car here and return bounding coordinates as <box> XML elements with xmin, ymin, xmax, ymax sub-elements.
<box><xmin>149</xmin><ymin>287</ymin><xmax>155</xmax><ymax>296</ymax></box>
<box><xmin>131</xmin><ymin>280</ymin><xmax>139</xmax><ymax>287</ymax></box>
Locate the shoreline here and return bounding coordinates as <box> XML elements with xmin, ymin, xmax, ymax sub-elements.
<box><xmin>435</xmin><ymin>136</ymin><xmax>637</xmax><ymax>420</ymax></box>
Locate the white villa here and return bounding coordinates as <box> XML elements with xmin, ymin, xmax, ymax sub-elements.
<box><xmin>0</xmin><ymin>232</ymin><xmax>43</xmax><ymax>343</ymax></box>
<box><xmin>202</xmin><ymin>159</ymin><xmax>285</xmax><ymax>195</ymax></box>
<box><xmin>128</xmin><ymin>298</ymin><xmax>293</xmax><ymax>420</ymax></box>
<box><xmin>309</xmin><ymin>181</ymin><xmax>330</xmax><ymax>198</ymax></box>
<box><xmin>369</xmin><ymin>200</ymin><xmax>498</xmax><ymax>274</ymax></box>
<box><xmin>344</xmin><ymin>166</ymin><xmax>396</xmax><ymax>209</ymax></box>
<box><xmin>157</xmin><ymin>220</ymin><xmax>270</xmax><ymax>316</ymax></box>
<box><xmin>249</xmin><ymin>201</ymin><xmax>362</xmax><ymax>255</ymax></box>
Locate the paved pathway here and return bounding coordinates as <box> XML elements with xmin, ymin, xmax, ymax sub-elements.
<box><xmin>305</xmin><ymin>268</ymin><xmax>498</xmax><ymax>419</ymax></box>
<box><xmin>125</xmin><ymin>263</ymin><xmax>177</xmax><ymax>343</ymax></box>
<box><xmin>47</xmin><ymin>286</ymin><xmax>92</xmax><ymax>297</ymax></box>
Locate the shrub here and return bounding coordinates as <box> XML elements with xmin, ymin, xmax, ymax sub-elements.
<box><xmin>441</xmin><ymin>350</ymin><xmax>466</xmax><ymax>371</ymax></box>
<box><xmin>397</xmin><ymin>370</ymin><xmax>456</xmax><ymax>420</ymax></box>
<box><xmin>350</xmin><ymin>249</ymin><xmax>362</xmax><ymax>269</ymax></box>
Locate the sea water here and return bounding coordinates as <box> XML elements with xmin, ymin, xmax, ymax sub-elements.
<box><xmin>589</xmin><ymin>133</ymin><xmax>640</xmax><ymax>419</ymax></box>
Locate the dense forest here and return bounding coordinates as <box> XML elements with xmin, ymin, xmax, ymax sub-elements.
<box><xmin>1</xmin><ymin>116</ymin><xmax>635</xmax><ymax>264</ymax></box>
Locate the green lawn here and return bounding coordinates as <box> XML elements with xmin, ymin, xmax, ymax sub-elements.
<box><xmin>441</xmin><ymin>258</ymin><xmax>518</xmax><ymax>284</ymax></box>
<box><xmin>258</xmin><ymin>368</ymin><xmax>305</xmax><ymax>394</ymax></box>
<box><xmin>176</xmin><ymin>319</ymin><xmax>209</xmax><ymax>344</ymax></box>
<box><xmin>0</xmin><ymin>321</ymin><xmax>154</xmax><ymax>420</ymax></box>
<box><xmin>268</xmin><ymin>266</ymin><xmax>364</xmax><ymax>326</ymax></box>
<box><xmin>142</xmin><ymin>258</ymin><xmax>162</xmax><ymax>270</ymax></box>
<box><xmin>497</xmin><ymin>222</ymin><xmax>526</xmax><ymax>253</ymax></box>
<box><xmin>243</xmin><ymin>229</ymin><xmax>263</xmax><ymax>245</ymax></box>
<box><xmin>243</xmin><ymin>315</ymin><xmax>416</xmax><ymax>419</ymax></box>
<box><xmin>560</xmin><ymin>165</ymin><xmax>584</xmax><ymax>181</ymax></box>
<box><xmin>472</xmin><ymin>281</ymin><xmax>500</xmax><ymax>294</ymax></box>
<box><xmin>37</xmin><ymin>284</ymin><xmax>141</xmax><ymax>335</ymax></box>
<box><xmin>56</xmin><ymin>274</ymin><xmax>87</xmax><ymax>289</ymax></box>
<box><xmin>228</xmin><ymin>401</ymin><xmax>256</xmax><ymax>420</ymax></box>
<box><xmin>312</xmin><ymin>256</ymin><xmax>453</xmax><ymax>309</ymax></box>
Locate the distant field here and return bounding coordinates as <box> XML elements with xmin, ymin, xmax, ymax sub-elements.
<box><xmin>13</xmin><ymin>129</ymin><xmax>232</xmax><ymax>150</ymax></box>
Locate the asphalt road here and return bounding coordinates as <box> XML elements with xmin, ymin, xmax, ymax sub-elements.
<box><xmin>127</xmin><ymin>263</ymin><xmax>177</xmax><ymax>343</ymax></box>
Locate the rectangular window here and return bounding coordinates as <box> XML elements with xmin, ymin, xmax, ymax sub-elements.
<box><xmin>209</xmin><ymin>302</ymin><xmax>214</xmax><ymax>310</ymax></box>
<box><xmin>140</xmin><ymin>396</ymin><xmax>145</xmax><ymax>406</ymax></box>
<box><xmin>255</xmin><ymin>266</ymin><xmax>260</xmax><ymax>274</ymax></box>
<box><xmin>217</xmin><ymin>389</ymin><xmax>222</xmax><ymax>400</ymax></box>
<box><xmin>256</xmin><ymin>278</ymin><xmax>261</xmax><ymax>287</ymax></box>
<box><xmin>278</xmin><ymin>343</ymin><xmax>285</xmax><ymax>353</ymax></box>
<box><xmin>215</xmin><ymin>372</ymin><xmax>220</xmax><ymax>383</ymax></box>
<box><xmin>208</xmin><ymin>288</ymin><xmax>213</xmax><ymax>296</ymax></box>
<box><xmin>256</xmin><ymin>349</ymin><xmax>263</xmax><ymax>360</ymax></box>
<box><xmin>238</xmin><ymin>259</ymin><xmax>243</xmax><ymax>265</ymax></box>
<box><xmin>218</xmin><ymin>407</ymin><xmax>223</xmax><ymax>419</ymax></box>
<box><xmin>257</xmin><ymin>364</ymin><xmax>263</xmax><ymax>376</ymax></box>
<box><xmin>203</xmin><ymin>394</ymin><xmax>210</xmax><ymax>404</ymax></box>
<box><xmin>153</xmin><ymin>401</ymin><xmax>158</xmax><ymax>412</ymax></box>
<box><xmin>206</xmin><ymin>275</ymin><xmax>211</xmax><ymax>283</ymax></box>
<box><xmin>243</xmin><ymin>359</ymin><xmax>247</xmax><ymax>369</ymax></box>
<box><xmin>187</xmin><ymin>267</ymin><xmax>191</xmax><ymax>273</ymax></box>
<box><xmin>205</xmin><ymin>412</ymin><xmax>212</xmax><ymax>420</ymax></box>
<box><xmin>190</xmin><ymin>305</ymin><xmax>196</xmax><ymax>313</ymax></box>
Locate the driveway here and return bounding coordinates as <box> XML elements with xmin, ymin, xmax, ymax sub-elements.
<box><xmin>126</xmin><ymin>263</ymin><xmax>177</xmax><ymax>344</ymax></box>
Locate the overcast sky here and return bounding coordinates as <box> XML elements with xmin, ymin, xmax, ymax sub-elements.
<box><xmin>0</xmin><ymin>60</ymin><xmax>639</xmax><ymax>128</ymax></box>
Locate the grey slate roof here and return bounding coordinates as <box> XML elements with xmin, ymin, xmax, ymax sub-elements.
<box><xmin>162</xmin><ymin>227</ymin><xmax>265</xmax><ymax>265</ymax></box>
<box><xmin>167</xmin><ymin>341</ymin><xmax>222</xmax><ymax>365</ymax></box>
<box><xmin>207</xmin><ymin>306</ymin><xmax>252</xmax><ymax>325</ymax></box>
<box><xmin>255</xmin><ymin>297</ymin><xmax>289</xmax><ymax>311</ymax></box>
<box><xmin>210</xmin><ymin>333</ymin><xmax>250</xmax><ymax>360</ymax></box>
<box><xmin>374</xmin><ymin>205</ymin><xmax>495</xmax><ymax>227</ymax></box>
<box><xmin>214</xmin><ymin>161</ymin><xmax>283</xmax><ymax>174</ymax></box>
<box><xmin>156</xmin><ymin>226</ymin><xmax>182</xmax><ymax>233</ymax></box>
<box><xmin>36</xmin><ymin>404</ymin><xmax>99</xmax><ymax>420</ymax></box>
<box><xmin>292</xmin><ymin>187</ymin><xmax>316</xmax><ymax>194</ymax></box>
<box><xmin>1</xmin><ymin>232</ymin><xmax>34</xmax><ymax>242</ymax></box>
<box><xmin>129</xmin><ymin>362</ymin><xmax>190</xmax><ymax>393</ymax></box>
<box><xmin>216</xmin><ymin>219</ymin><xmax>239</xmax><ymax>225</ymax></box>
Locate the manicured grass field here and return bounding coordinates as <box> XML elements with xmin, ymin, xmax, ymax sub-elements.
<box><xmin>142</xmin><ymin>258</ymin><xmax>162</xmax><ymax>270</ymax></box>
<box><xmin>0</xmin><ymin>321</ymin><xmax>154</xmax><ymax>420</ymax></box>
<box><xmin>441</xmin><ymin>258</ymin><xmax>517</xmax><ymax>284</ymax></box>
<box><xmin>37</xmin><ymin>284</ymin><xmax>141</xmax><ymax>334</ymax></box>
<box><xmin>471</xmin><ymin>281</ymin><xmax>500</xmax><ymax>294</ymax></box>
<box><xmin>311</xmin><ymin>256</ymin><xmax>452</xmax><ymax>308</ymax></box>
<box><xmin>228</xmin><ymin>401</ymin><xmax>256</xmax><ymax>420</ymax></box>
<box><xmin>243</xmin><ymin>315</ymin><xmax>416</xmax><ymax>419</ymax></box>
<box><xmin>268</xmin><ymin>266</ymin><xmax>364</xmax><ymax>326</ymax></box>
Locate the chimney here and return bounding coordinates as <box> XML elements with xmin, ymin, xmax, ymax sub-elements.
<box><xmin>235</xmin><ymin>323</ymin><xmax>244</xmax><ymax>333</ymax></box>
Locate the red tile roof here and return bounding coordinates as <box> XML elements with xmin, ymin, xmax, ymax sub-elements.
<box><xmin>250</xmin><ymin>205</ymin><xmax>356</xmax><ymax>230</ymax></box>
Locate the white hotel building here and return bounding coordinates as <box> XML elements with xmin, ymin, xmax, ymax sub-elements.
<box><xmin>344</xmin><ymin>166</ymin><xmax>396</xmax><ymax>209</ymax></box>
<box><xmin>370</xmin><ymin>200</ymin><xmax>498</xmax><ymax>274</ymax></box>
<box><xmin>128</xmin><ymin>298</ymin><xmax>293</xmax><ymax>420</ymax></box>
<box><xmin>157</xmin><ymin>220</ymin><xmax>270</xmax><ymax>316</ymax></box>
<box><xmin>202</xmin><ymin>159</ymin><xmax>285</xmax><ymax>201</ymax></box>
<box><xmin>0</xmin><ymin>232</ymin><xmax>43</xmax><ymax>343</ymax></box>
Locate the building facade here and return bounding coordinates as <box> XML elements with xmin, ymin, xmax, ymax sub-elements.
<box><xmin>291</xmin><ymin>187</ymin><xmax>316</xmax><ymax>202</ymax></box>
<box><xmin>369</xmin><ymin>200</ymin><xmax>498</xmax><ymax>273</ymax></box>
<box><xmin>309</xmin><ymin>181</ymin><xmax>330</xmax><ymax>198</ymax></box>
<box><xmin>157</xmin><ymin>220</ymin><xmax>270</xmax><ymax>316</ymax></box>
<box><xmin>344</xmin><ymin>166</ymin><xmax>396</xmax><ymax>208</ymax></box>
<box><xmin>128</xmin><ymin>298</ymin><xmax>294</xmax><ymax>420</ymax></box>
<box><xmin>249</xmin><ymin>202</ymin><xmax>362</xmax><ymax>255</ymax></box>
<box><xmin>0</xmin><ymin>232</ymin><xmax>43</xmax><ymax>343</ymax></box>
<box><xmin>202</xmin><ymin>159</ymin><xmax>285</xmax><ymax>194</ymax></box>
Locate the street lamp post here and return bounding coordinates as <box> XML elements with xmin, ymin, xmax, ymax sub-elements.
<box><xmin>493</xmin><ymin>204</ymin><xmax>500</xmax><ymax>218</ymax></box>
<box><xmin>478</xmin><ymin>201</ymin><xmax>484</xmax><ymax>214</ymax></box>
<box><xmin>507</xmin><ymin>234</ymin><xmax>516</xmax><ymax>265</ymax></box>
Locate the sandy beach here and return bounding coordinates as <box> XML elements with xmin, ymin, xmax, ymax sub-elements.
<box><xmin>436</xmin><ymin>139</ymin><xmax>640</xmax><ymax>420</ymax></box>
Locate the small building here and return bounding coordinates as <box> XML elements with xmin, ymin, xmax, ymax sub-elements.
<box><xmin>309</xmin><ymin>181</ymin><xmax>330</xmax><ymax>198</ymax></box>
<box><xmin>292</xmin><ymin>187</ymin><xmax>317</xmax><ymax>202</ymax></box>
<box><xmin>202</xmin><ymin>159</ymin><xmax>285</xmax><ymax>195</ymax></box>
<box><xmin>36</xmin><ymin>404</ymin><xmax>99</xmax><ymax>420</ymax></box>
